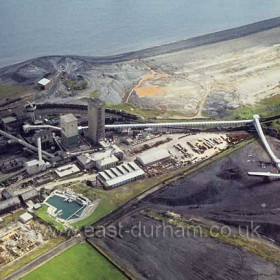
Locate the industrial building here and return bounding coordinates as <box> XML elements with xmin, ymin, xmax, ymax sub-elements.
<box><xmin>136</xmin><ymin>148</ymin><xmax>171</xmax><ymax>166</ymax></box>
<box><xmin>19</xmin><ymin>212</ymin><xmax>33</xmax><ymax>223</ymax></box>
<box><xmin>90</xmin><ymin>150</ymin><xmax>119</xmax><ymax>171</ymax></box>
<box><xmin>25</xmin><ymin>159</ymin><xmax>47</xmax><ymax>175</ymax></box>
<box><xmin>60</xmin><ymin>113</ymin><xmax>78</xmax><ymax>148</ymax></box>
<box><xmin>30</xmin><ymin>130</ymin><xmax>54</xmax><ymax>149</ymax></box>
<box><xmin>111</xmin><ymin>145</ymin><xmax>124</xmax><ymax>160</ymax></box>
<box><xmin>1</xmin><ymin>189</ymin><xmax>14</xmax><ymax>200</ymax></box>
<box><xmin>19</xmin><ymin>189</ymin><xmax>39</xmax><ymax>203</ymax></box>
<box><xmin>88</xmin><ymin>98</ymin><xmax>105</xmax><ymax>144</ymax></box>
<box><xmin>77</xmin><ymin>154</ymin><xmax>95</xmax><ymax>170</ymax></box>
<box><xmin>37</xmin><ymin>78</ymin><xmax>51</xmax><ymax>90</ymax></box>
<box><xmin>24</xmin><ymin>102</ymin><xmax>37</xmax><ymax>123</ymax></box>
<box><xmin>1</xmin><ymin>116</ymin><xmax>19</xmax><ymax>132</ymax></box>
<box><xmin>0</xmin><ymin>158</ymin><xmax>24</xmax><ymax>173</ymax></box>
<box><xmin>55</xmin><ymin>163</ymin><xmax>80</xmax><ymax>178</ymax></box>
<box><xmin>97</xmin><ymin>162</ymin><xmax>145</xmax><ymax>189</ymax></box>
<box><xmin>77</xmin><ymin>150</ymin><xmax>119</xmax><ymax>171</ymax></box>
<box><xmin>0</xmin><ymin>197</ymin><xmax>21</xmax><ymax>214</ymax></box>
<box><xmin>25</xmin><ymin>138</ymin><xmax>48</xmax><ymax>175</ymax></box>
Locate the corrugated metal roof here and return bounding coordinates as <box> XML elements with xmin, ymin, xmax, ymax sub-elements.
<box><xmin>0</xmin><ymin>197</ymin><xmax>21</xmax><ymax>212</ymax></box>
<box><xmin>98</xmin><ymin>162</ymin><xmax>145</xmax><ymax>188</ymax></box>
<box><xmin>137</xmin><ymin>148</ymin><xmax>170</xmax><ymax>166</ymax></box>
<box><xmin>20</xmin><ymin>189</ymin><xmax>38</xmax><ymax>201</ymax></box>
<box><xmin>1</xmin><ymin>189</ymin><xmax>14</xmax><ymax>200</ymax></box>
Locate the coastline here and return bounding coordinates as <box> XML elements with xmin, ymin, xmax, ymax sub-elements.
<box><xmin>1</xmin><ymin>16</ymin><xmax>280</xmax><ymax>71</ymax></box>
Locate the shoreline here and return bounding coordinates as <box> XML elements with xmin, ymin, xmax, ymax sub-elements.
<box><xmin>1</xmin><ymin>16</ymin><xmax>280</xmax><ymax>71</ymax></box>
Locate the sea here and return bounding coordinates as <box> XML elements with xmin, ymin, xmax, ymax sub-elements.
<box><xmin>0</xmin><ymin>0</ymin><xmax>280</xmax><ymax>68</ymax></box>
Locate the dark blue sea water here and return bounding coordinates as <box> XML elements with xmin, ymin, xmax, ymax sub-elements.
<box><xmin>0</xmin><ymin>0</ymin><xmax>279</xmax><ymax>68</ymax></box>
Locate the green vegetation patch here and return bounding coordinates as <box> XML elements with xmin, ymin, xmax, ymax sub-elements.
<box><xmin>232</xmin><ymin>94</ymin><xmax>280</xmax><ymax>120</ymax></box>
<box><xmin>34</xmin><ymin>204</ymin><xmax>66</xmax><ymax>232</ymax></box>
<box><xmin>0</xmin><ymin>84</ymin><xmax>27</xmax><ymax>100</ymax></box>
<box><xmin>23</xmin><ymin>242</ymin><xmax>126</xmax><ymax>280</ymax></box>
<box><xmin>106</xmin><ymin>103</ymin><xmax>192</xmax><ymax>120</ymax></box>
<box><xmin>0</xmin><ymin>209</ymin><xmax>25</xmax><ymax>229</ymax></box>
<box><xmin>89</xmin><ymin>90</ymin><xmax>100</xmax><ymax>98</ymax></box>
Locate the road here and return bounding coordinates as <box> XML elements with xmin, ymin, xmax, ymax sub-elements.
<box><xmin>3</xmin><ymin>236</ymin><xmax>84</xmax><ymax>280</ymax></box>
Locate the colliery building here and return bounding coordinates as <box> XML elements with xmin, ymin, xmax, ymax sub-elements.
<box><xmin>19</xmin><ymin>189</ymin><xmax>39</xmax><ymax>203</ymax></box>
<box><xmin>0</xmin><ymin>197</ymin><xmax>21</xmax><ymax>214</ymax></box>
<box><xmin>88</xmin><ymin>98</ymin><xmax>105</xmax><ymax>144</ymax></box>
<box><xmin>60</xmin><ymin>113</ymin><xmax>78</xmax><ymax>148</ymax></box>
<box><xmin>97</xmin><ymin>162</ymin><xmax>145</xmax><ymax>189</ymax></box>
<box><xmin>77</xmin><ymin>150</ymin><xmax>119</xmax><ymax>171</ymax></box>
<box><xmin>136</xmin><ymin>148</ymin><xmax>171</xmax><ymax>166</ymax></box>
<box><xmin>0</xmin><ymin>158</ymin><xmax>24</xmax><ymax>173</ymax></box>
<box><xmin>1</xmin><ymin>189</ymin><xmax>14</xmax><ymax>200</ymax></box>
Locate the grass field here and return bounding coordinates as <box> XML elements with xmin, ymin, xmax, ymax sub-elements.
<box><xmin>70</xmin><ymin>174</ymin><xmax>172</xmax><ymax>229</ymax></box>
<box><xmin>35</xmin><ymin>205</ymin><xmax>67</xmax><ymax>232</ymax></box>
<box><xmin>232</xmin><ymin>94</ymin><xmax>280</xmax><ymax>120</ymax></box>
<box><xmin>0</xmin><ymin>83</ymin><xmax>27</xmax><ymax>100</ymax></box>
<box><xmin>23</xmin><ymin>242</ymin><xmax>126</xmax><ymax>280</ymax></box>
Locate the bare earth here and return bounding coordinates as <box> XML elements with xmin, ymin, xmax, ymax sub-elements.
<box><xmin>0</xmin><ymin>19</ymin><xmax>279</xmax><ymax>118</ymax></box>
<box><xmin>135</xmin><ymin>27</ymin><xmax>280</xmax><ymax>116</ymax></box>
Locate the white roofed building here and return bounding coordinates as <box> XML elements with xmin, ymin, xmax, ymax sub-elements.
<box><xmin>97</xmin><ymin>162</ymin><xmax>145</xmax><ymax>189</ymax></box>
<box><xmin>37</xmin><ymin>78</ymin><xmax>51</xmax><ymax>90</ymax></box>
<box><xmin>20</xmin><ymin>212</ymin><xmax>33</xmax><ymax>223</ymax></box>
<box><xmin>136</xmin><ymin>148</ymin><xmax>170</xmax><ymax>166</ymax></box>
<box><xmin>55</xmin><ymin>164</ymin><xmax>80</xmax><ymax>178</ymax></box>
<box><xmin>90</xmin><ymin>150</ymin><xmax>119</xmax><ymax>171</ymax></box>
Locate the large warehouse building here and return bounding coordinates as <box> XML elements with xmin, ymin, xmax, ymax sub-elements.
<box><xmin>136</xmin><ymin>148</ymin><xmax>170</xmax><ymax>166</ymax></box>
<box><xmin>97</xmin><ymin>162</ymin><xmax>145</xmax><ymax>189</ymax></box>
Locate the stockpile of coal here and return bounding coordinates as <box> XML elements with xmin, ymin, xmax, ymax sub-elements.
<box><xmin>94</xmin><ymin>213</ymin><xmax>280</xmax><ymax>280</ymax></box>
<box><xmin>145</xmin><ymin>139</ymin><xmax>280</xmax><ymax>243</ymax></box>
<box><xmin>93</xmin><ymin>138</ymin><xmax>280</xmax><ymax>279</ymax></box>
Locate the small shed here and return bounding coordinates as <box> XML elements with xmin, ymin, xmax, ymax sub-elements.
<box><xmin>37</xmin><ymin>78</ymin><xmax>51</xmax><ymax>90</ymax></box>
<box><xmin>20</xmin><ymin>212</ymin><xmax>33</xmax><ymax>223</ymax></box>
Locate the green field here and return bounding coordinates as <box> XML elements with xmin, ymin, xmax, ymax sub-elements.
<box><xmin>232</xmin><ymin>94</ymin><xmax>280</xmax><ymax>120</ymax></box>
<box><xmin>35</xmin><ymin>204</ymin><xmax>67</xmax><ymax>232</ymax></box>
<box><xmin>0</xmin><ymin>83</ymin><xmax>27</xmax><ymax>100</ymax></box>
<box><xmin>23</xmin><ymin>242</ymin><xmax>126</xmax><ymax>280</ymax></box>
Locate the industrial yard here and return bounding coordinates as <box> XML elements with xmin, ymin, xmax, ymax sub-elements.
<box><xmin>0</xmin><ymin>4</ymin><xmax>279</xmax><ymax>280</ymax></box>
<box><xmin>0</xmin><ymin>211</ymin><xmax>65</xmax><ymax>279</ymax></box>
<box><xmin>0</xmin><ymin>92</ymin><xmax>279</xmax><ymax>280</ymax></box>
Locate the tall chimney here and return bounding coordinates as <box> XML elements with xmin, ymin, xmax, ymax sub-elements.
<box><xmin>37</xmin><ymin>137</ymin><xmax>43</xmax><ymax>165</ymax></box>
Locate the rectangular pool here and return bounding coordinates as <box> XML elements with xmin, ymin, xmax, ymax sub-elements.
<box><xmin>46</xmin><ymin>195</ymin><xmax>84</xmax><ymax>220</ymax></box>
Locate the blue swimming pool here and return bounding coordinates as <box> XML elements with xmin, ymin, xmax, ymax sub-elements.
<box><xmin>46</xmin><ymin>195</ymin><xmax>84</xmax><ymax>220</ymax></box>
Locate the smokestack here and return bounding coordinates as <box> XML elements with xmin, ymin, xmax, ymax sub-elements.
<box><xmin>37</xmin><ymin>137</ymin><xmax>43</xmax><ymax>165</ymax></box>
